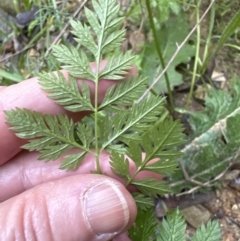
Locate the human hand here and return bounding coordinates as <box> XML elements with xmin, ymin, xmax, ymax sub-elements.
<box><xmin>0</xmin><ymin>64</ymin><xmax>160</xmax><ymax>241</ymax></box>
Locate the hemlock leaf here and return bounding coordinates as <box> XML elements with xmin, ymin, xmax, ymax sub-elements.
<box><xmin>99</xmin><ymin>1</ymin><xmax>126</xmax><ymax>54</ymax></box>
<box><xmin>143</xmin><ymin>159</ymin><xmax>178</xmax><ymax>175</ymax></box>
<box><xmin>76</xmin><ymin>122</ymin><xmax>93</xmax><ymax>148</ymax></box>
<box><xmin>126</xmin><ymin>140</ymin><xmax>143</xmax><ymax>168</ymax></box>
<box><xmin>192</xmin><ymin>220</ymin><xmax>222</xmax><ymax>241</ymax></box>
<box><xmin>70</xmin><ymin>19</ymin><xmax>98</xmax><ymax>56</ymax></box>
<box><xmin>129</xmin><ymin>207</ymin><xmax>157</xmax><ymax>241</ymax></box>
<box><xmin>141</xmin><ymin>119</ymin><xmax>185</xmax><ymax>162</ymax></box>
<box><xmin>60</xmin><ymin>151</ymin><xmax>88</xmax><ymax>170</ymax></box>
<box><xmin>37</xmin><ymin>144</ymin><xmax>72</xmax><ymax>161</ymax></box>
<box><xmin>132</xmin><ymin>178</ymin><xmax>171</xmax><ymax>197</ymax></box>
<box><xmin>38</xmin><ymin>71</ymin><xmax>94</xmax><ymax>112</ymax></box>
<box><xmin>157</xmin><ymin>209</ymin><xmax>186</xmax><ymax>241</ymax></box>
<box><xmin>51</xmin><ymin>45</ymin><xmax>94</xmax><ymax>79</ymax></box>
<box><xmin>100</xmin><ymin>76</ymin><xmax>146</xmax><ymax>109</ymax></box>
<box><xmin>101</xmin><ymin>95</ymin><xmax>165</xmax><ymax>150</ymax></box>
<box><xmin>132</xmin><ymin>193</ymin><xmax>155</xmax><ymax>211</ymax></box>
<box><xmin>110</xmin><ymin>151</ymin><xmax>130</xmax><ymax>180</ymax></box>
<box><xmin>97</xmin><ymin>113</ymin><xmax>112</xmax><ymax>143</ymax></box>
<box><xmin>4</xmin><ymin>0</ymin><xmax>222</xmax><ymax>239</ymax></box>
<box><xmin>99</xmin><ymin>52</ymin><xmax>136</xmax><ymax>80</ymax></box>
<box><xmin>5</xmin><ymin>109</ymin><xmax>88</xmax><ymax>160</ymax></box>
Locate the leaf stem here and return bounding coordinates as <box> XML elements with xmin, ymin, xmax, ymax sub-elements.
<box><xmin>94</xmin><ymin>1</ymin><xmax>110</xmax><ymax>174</ymax></box>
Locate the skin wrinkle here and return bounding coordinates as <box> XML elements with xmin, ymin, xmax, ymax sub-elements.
<box><xmin>20</xmin><ymin>155</ymin><xmax>34</xmax><ymax>192</ymax></box>
<box><xmin>25</xmin><ymin>189</ymin><xmax>55</xmax><ymax>241</ymax></box>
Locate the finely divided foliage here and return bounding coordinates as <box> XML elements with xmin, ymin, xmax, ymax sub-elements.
<box><xmin>5</xmin><ymin>0</ymin><xmax>221</xmax><ymax>240</ymax></box>
<box><xmin>5</xmin><ymin>0</ymin><xmax>185</xmax><ymax>197</ymax></box>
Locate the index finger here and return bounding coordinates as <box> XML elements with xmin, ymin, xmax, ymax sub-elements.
<box><xmin>0</xmin><ymin>63</ymin><xmax>137</xmax><ymax>164</ymax></box>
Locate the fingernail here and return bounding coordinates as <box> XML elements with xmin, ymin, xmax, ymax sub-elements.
<box><xmin>82</xmin><ymin>181</ymin><xmax>130</xmax><ymax>235</ymax></box>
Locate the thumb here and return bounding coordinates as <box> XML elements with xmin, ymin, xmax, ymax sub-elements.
<box><xmin>0</xmin><ymin>174</ymin><xmax>137</xmax><ymax>241</ymax></box>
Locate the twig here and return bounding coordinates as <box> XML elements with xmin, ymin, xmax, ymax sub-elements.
<box><xmin>0</xmin><ymin>45</ymin><xmax>33</xmax><ymax>63</ymax></box>
<box><xmin>176</xmin><ymin>164</ymin><xmax>231</xmax><ymax>197</ymax></box>
<box><xmin>39</xmin><ymin>0</ymin><xmax>89</xmax><ymax>69</ymax></box>
<box><xmin>138</xmin><ymin>0</ymin><xmax>216</xmax><ymax>103</ymax></box>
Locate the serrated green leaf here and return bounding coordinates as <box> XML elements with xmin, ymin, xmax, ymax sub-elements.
<box><xmin>93</xmin><ymin>1</ymin><xmax>124</xmax><ymax>54</ymax></box>
<box><xmin>5</xmin><ymin>109</ymin><xmax>88</xmax><ymax>160</ymax></box>
<box><xmin>22</xmin><ymin>137</ymin><xmax>57</xmax><ymax>151</ymax></box>
<box><xmin>192</xmin><ymin>220</ymin><xmax>222</xmax><ymax>241</ymax></box>
<box><xmin>97</xmin><ymin>113</ymin><xmax>112</xmax><ymax>143</ymax></box>
<box><xmin>100</xmin><ymin>76</ymin><xmax>146</xmax><ymax>109</ymax></box>
<box><xmin>143</xmin><ymin>159</ymin><xmax>178</xmax><ymax>175</ymax></box>
<box><xmin>38</xmin><ymin>71</ymin><xmax>94</xmax><ymax>112</ymax></box>
<box><xmin>60</xmin><ymin>151</ymin><xmax>87</xmax><ymax>170</ymax></box>
<box><xmin>157</xmin><ymin>208</ymin><xmax>186</xmax><ymax>241</ymax></box>
<box><xmin>110</xmin><ymin>151</ymin><xmax>130</xmax><ymax>180</ymax></box>
<box><xmin>132</xmin><ymin>178</ymin><xmax>171</xmax><ymax>197</ymax></box>
<box><xmin>141</xmin><ymin>119</ymin><xmax>185</xmax><ymax>161</ymax></box>
<box><xmin>102</xmin><ymin>28</ymin><xmax>126</xmax><ymax>54</ymax></box>
<box><xmin>129</xmin><ymin>207</ymin><xmax>157</xmax><ymax>241</ymax></box>
<box><xmin>84</xmin><ymin>7</ymin><xmax>101</xmax><ymax>36</ymax></box>
<box><xmin>76</xmin><ymin>122</ymin><xmax>94</xmax><ymax>148</ymax></box>
<box><xmin>126</xmin><ymin>141</ymin><xmax>142</xmax><ymax>168</ymax></box>
<box><xmin>99</xmin><ymin>52</ymin><xmax>135</xmax><ymax>80</ymax></box>
<box><xmin>132</xmin><ymin>193</ymin><xmax>154</xmax><ymax>211</ymax></box>
<box><xmin>52</xmin><ymin>45</ymin><xmax>94</xmax><ymax>79</ymax></box>
<box><xmin>106</xmin><ymin>144</ymin><xmax>126</xmax><ymax>154</ymax></box>
<box><xmin>38</xmin><ymin>144</ymin><xmax>72</xmax><ymax>161</ymax></box>
<box><xmin>70</xmin><ymin>19</ymin><xmax>98</xmax><ymax>56</ymax></box>
<box><xmin>101</xmin><ymin>95</ymin><xmax>165</xmax><ymax>150</ymax></box>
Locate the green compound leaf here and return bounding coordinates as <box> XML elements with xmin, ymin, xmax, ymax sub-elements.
<box><xmin>51</xmin><ymin>45</ymin><xmax>94</xmax><ymax>80</ymax></box>
<box><xmin>141</xmin><ymin>119</ymin><xmax>185</xmax><ymax>159</ymax></box>
<box><xmin>60</xmin><ymin>151</ymin><xmax>88</xmax><ymax>170</ymax></box>
<box><xmin>132</xmin><ymin>193</ymin><xmax>155</xmax><ymax>211</ymax></box>
<box><xmin>99</xmin><ymin>75</ymin><xmax>147</xmax><ymax>110</ymax></box>
<box><xmin>76</xmin><ymin>122</ymin><xmax>93</xmax><ymax>149</ymax></box>
<box><xmin>192</xmin><ymin>220</ymin><xmax>222</xmax><ymax>241</ymax></box>
<box><xmin>143</xmin><ymin>158</ymin><xmax>179</xmax><ymax>175</ymax></box>
<box><xmin>5</xmin><ymin>109</ymin><xmax>88</xmax><ymax>160</ymax></box>
<box><xmin>109</xmin><ymin>151</ymin><xmax>130</xmax><ymax>180</ymax></box>
<box><xmin>70</xmin><ymin>18</ymin><xmax>98</xmax><ymax>56</ymax></box>
<box><xmin>102</xmin><ymin>95</ymin><xmax>165</xmax><ymax>150</ymax></box>
<box><xmin>38</xmin><ymin>71</ymin><xmax>94</xmax><ymax>112</ymax></box>
<box><xmin>129</xmin><ymin>207</ymin><xmax>157</xmax><ymax>241</ymax></box>
<box><xmin>132</xmin><ymin>178</ymin><xmax>171</xmax><ymax>197</ymax></box>
<box><xmin>99</xmin><ymin>52</ymin><xmax>136</xmax><ymax>80</ymax></box>
<box><xmin>157</xmin><ymin>208</ymin><xmax>186</xmax><ymax>241</ymax></box>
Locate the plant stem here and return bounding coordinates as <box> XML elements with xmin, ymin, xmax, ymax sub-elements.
<box><xmin>145</xmin><ymin>0</ymin><xmax>174</xmax><ymax>114</ymax></box>
<box><xmin>186</xmin><ymin>0</ymin><xmax>201</xmax><ymax>107</ymax></box>
<box><xmin>94</xmin><ymin>2</ymin><xmax>111</xmax><ymax>174</ymax></box>
<box><xmin>202</xmin><ymin>3</ymin><xmax>215</xmax><ymax>64</ymax></box>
